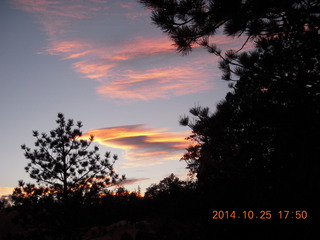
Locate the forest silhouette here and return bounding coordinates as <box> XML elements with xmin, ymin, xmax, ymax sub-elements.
<box><xmin>1</xmin><ymin>0</ymin><xmax>319</xmax><ymax>239</ymax></box>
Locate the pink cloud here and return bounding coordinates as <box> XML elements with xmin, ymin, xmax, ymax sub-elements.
<box><xmin>44</xmin><ymin>40</ymin><xmax>92</xmax><ymax>57</ymax></box>
<box><xmin>45</xmin><ymin>36</ymin><xmax>174</xmax><ymax>61</ymax></box>
<box><xmin>73</xmin><ymin>61</ymin><xmax>115</xmax><ymax>80</ymax></box>
<box><xmin>97</xmin><ymin>66</ymin><xmax>210</xmax><ymax>100</ymax></box>
<box><xmin>12</xmin><ymin>0</ymin><xmax>236</xmax><ymax>101</ymax></box>
<box><xmin>41</xmin><ymin>34</ymin><xmax>215</xmax><ymax>100</ymax></box>
<box><xmin>90</xmin><ymin>0</ymin><xmax>107</xmax><ymax>3</ymax></box>
<box><xmin>110</xmin><ymin>36</ymin><xmax>175</xmax><ymax>59</ymax></box>
<box><xmin>12</xmin><ymin>0</ymin><xmax>100</xmax><ymax>19</ymax></box>
<box><xmin>82</xmin><ymin>125</ymin><xmax>190</xmax><ymax>168</ymax></box>
<box><xmin>12</xmin><ymin>0</ymin><xmax>105</xmax><ymax>38</ymax></box>
<box><xmin>120</xmin><ymin>4</ymin><xmax>133</xmax><ymax>9</ymax></box>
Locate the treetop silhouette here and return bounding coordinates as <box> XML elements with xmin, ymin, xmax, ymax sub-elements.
<box><xmin>17</xmin><ymin>113</ymin><xmax>124</xmax><ymax>204</ymax></box>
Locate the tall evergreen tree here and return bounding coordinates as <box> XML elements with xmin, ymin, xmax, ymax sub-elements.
<box><xmin>141</xmin><ymin>0</ymin><xmax>320</xmax><ymax>213</ymax></box>
<box><xmin>15</xmin><ymin>113</ymin><xmax>124</xmax><ymax>205</ymax></box>
<box><xmin>180</xmin><ymin>31</ymin><xmax>320</xmax><ymax>209</ymax></box>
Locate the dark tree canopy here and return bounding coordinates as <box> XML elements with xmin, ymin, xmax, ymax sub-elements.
<box><xmin>144</xmin><ymin>173</ymin><xmax>192</xmax><ymax>198</ymax></box>
<box><xmin>15</xmin><ymin>113</ymin><xmax>124</xmax><ymax>204</ymax></box>
<box><xmin>141</xmin><ymin>0</ymin><xmax>320</xmax><ymax>211</ymax></box>
<box><xmin>180</xmin><ymin>30</ymin><xmax>320</xmax><ymax>208</ymax></box>
<box><xmin>140</xmin><ymin>0</ymin><xmax>319</xmax><ymax>54</ymax></box>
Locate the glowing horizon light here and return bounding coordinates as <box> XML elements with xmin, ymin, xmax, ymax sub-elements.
<box><xmin>0</xmin><ymin>187</ymin><xmax>15</xmax><ymax>198</ymax></box>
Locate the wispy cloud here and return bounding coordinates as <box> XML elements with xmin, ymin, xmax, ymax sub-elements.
<box><xmin>11</xmin><ymin>0</ymin><xmax>220</xmax><ymax>101</ymax></box>
<box><xmin>44</xmin><ymin>35</ymin><xmax>212</xmax><ymax>100</ymax></box>
<box><xmin>120</xmin><ymin>178</ymin><xmax>150</xmax><ymax>186</ymax></box>
<box><xmin>97</xmin><ymin>65</ymin><xmax>210</xmax><ymax>100</ymax></box>
<box><xmin>82</xmin><ymin>125</ymin><xmax>190</xmax><ymax>168</ymax></box>
<box><xmin>11</xmin><ymin>0</ymin><xmax>107</xmax><ymax>37</ymax></box>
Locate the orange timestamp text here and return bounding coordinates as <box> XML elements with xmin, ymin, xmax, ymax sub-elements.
<box><xmin>212</xmin><ymin>210</ymin><xmax>308</xmax><ymax>220</ymax></box>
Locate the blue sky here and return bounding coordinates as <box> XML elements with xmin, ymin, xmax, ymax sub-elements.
<box><xmin>0</xmin><ymin>0</ymin><xmax>246</xmax><ymax>196</ymax></box>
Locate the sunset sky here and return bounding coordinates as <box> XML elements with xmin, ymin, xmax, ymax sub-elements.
<box><xmin>0</xmin><ymin>0</ymin><xmax>246</xmax><ymax>196</ymax></box>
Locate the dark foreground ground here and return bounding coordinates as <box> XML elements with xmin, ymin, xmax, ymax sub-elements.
<box><xmin>0</xmin><ymin>207</ymin><xmax>317</xmax><ymax>240</ymax></box>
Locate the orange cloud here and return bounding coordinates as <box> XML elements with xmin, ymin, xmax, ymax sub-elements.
<box><xmin>82</xmin><ymin>125</ymin><xmax>190</xmax><ymax>168</ymax></box>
